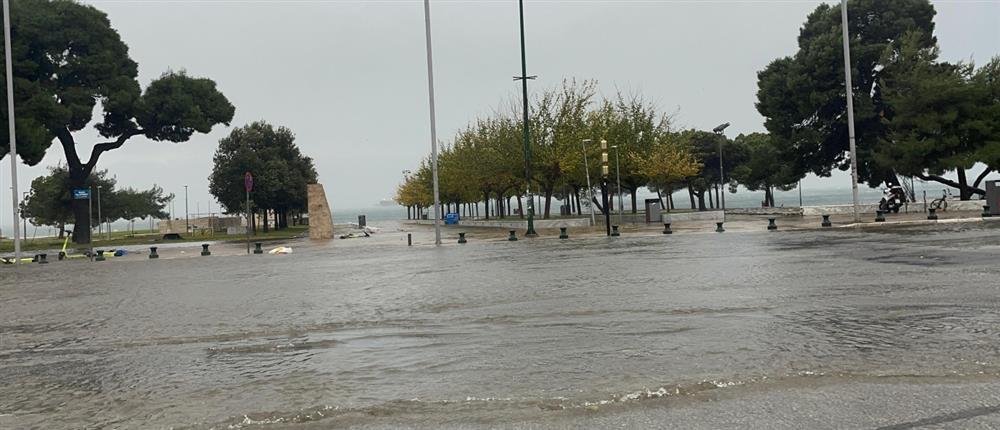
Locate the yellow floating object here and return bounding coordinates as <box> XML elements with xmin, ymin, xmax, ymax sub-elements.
<box><xmin>268</xmin><ymin>246</ymin><xmax>293</xmax><ymax>255</ymax></box>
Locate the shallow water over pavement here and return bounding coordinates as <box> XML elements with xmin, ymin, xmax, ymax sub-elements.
<box><xmin>2</xmin><ymin>223</ymin><xmax>999</xmax><ymax>428</ymax></box>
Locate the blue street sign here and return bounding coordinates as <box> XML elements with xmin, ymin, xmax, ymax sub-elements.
<box><xmin>73</xmin><ymin>189</ymin><xmax>91</xmax><ymax>200</ymax></box>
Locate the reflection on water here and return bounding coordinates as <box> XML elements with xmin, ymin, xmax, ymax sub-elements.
<box><xmin>1</xmin><ymin>224</ymin><xmax>999</xmax><ymax>428</ymax></box>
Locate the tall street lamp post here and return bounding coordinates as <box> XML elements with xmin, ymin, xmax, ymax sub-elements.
<box><xmin>841</xmin><ymin>0</ymin><xmax>862</xmax><ymax>222</ymax></box>
<box><xmin>600</xmin><ymin>139</ymin><xmax>611</xmax><ymax>236</ymax></box>
<box><xmin>581</xmin><ymin>139</ymin><xmax>596</xmax><ymax>226</ymax></box>
<box><xmin>422</xmin><ymin>0</ymin><xmax>442</xmax><ymax>245</ymax></box>
<box><xmin>611</xmin><ymin>145</ymin><xmax>623</xmax><ymax>226</ymax></box>
<box><xmin>3</xmin><ymin>0</ymin><xmax>22</xmax><ymax>264</ymax></box>
<box><xmin>514</xmin><ymin>0</ymin><xmax>537</xmax><ymax>237</ymax></box>
<box><xmin>713</xmin><ymin>122</ymin><xmax>730</xmax><ymax>216</ymax></box>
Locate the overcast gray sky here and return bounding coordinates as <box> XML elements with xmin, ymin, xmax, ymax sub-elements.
<box><xmin>1</xmin><ymin>0</ymin><xmax>998</xmax><ymax>231</ymax></box>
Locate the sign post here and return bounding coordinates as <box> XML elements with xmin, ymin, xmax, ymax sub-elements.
<box><xmin>73</xmin><ymin>188</ymin><xmax>92</xmax><ymax>260</ymax></box>
<box><xmin>244</xmin><ymin>172</ymin><xmax>253</xmax><ymax>254</ymax></box>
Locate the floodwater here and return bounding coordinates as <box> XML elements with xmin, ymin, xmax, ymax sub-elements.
<box><xmin>2</xmin><ymin>223</ymin><xmax>1000</xmax><ymax>429</ymax></box>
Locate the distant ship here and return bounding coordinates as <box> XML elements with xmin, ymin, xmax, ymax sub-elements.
<box><xmin>378</xmin><ymin>198</ymin><xmax>399</xmax><ymax>207</ymax></box>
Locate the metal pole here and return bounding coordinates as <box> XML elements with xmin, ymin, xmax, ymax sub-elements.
<box><xmin>246</xmin><ymin>190</ymin><xmax>250</xmax><ymax>254</ymax></box>
<box><xmin>184</xmin><ymin>185</ymin><xmax>189</xmax><ymax>234</ymax></box>
<box><xmin>798</xmin><ymin>181</ymin><xmax>803</xmax><ymax>206</ymax></box>
<box><xmin>96</xmin><ymin>186</ymin><xmax>102</xmax><ymax>240</ymax></box>
<box><xmin>423</xmin><ymin>0</ymin><xmax>442</xmax><ymax>245</ymax></box>
<box><xmin>718</xmin><ymin>138</ymin><xmax>726</xmax><ymax>211</ymax></box>
<box><xmin>601</xmin><ymin>139</ymin><xmax>610</xmax><ymax>236</ymax></box>
<box><xmin>21</xmin><ymin>191</ymin><xmax>26</xmax><ymax>241</ymax></box>
<box><xmin>582</xmin><ymin>139</ymin><xmax>596</xmax><ymax>226</ymax></box>
<box><xmin>3</xmin><ymin>0</ymin><xmax>21</xmax><ymax>263</ymax></box>
<box><xmin>614</xmin><ymin>146</ymin><xmax>622</xmax><ymax>225</ymax></box>
<box><xmin>841</xmin><ymin>0</ymin><xmax>861</xmax><ymax>222</ymax></box>
<box><xmin>517</xmin><ymin>0</ymin><xmax>537</xmax><ymax>237</ymax></box>
<box><xmin>88</xmin><ymin>186</ymin><xmax>93</xmax><ymax>260</ymax></box>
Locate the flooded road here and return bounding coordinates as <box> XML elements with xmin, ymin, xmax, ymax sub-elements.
<box><xmin>2</xmin><ymin>223</ymin><xmax>1000</xmax><ymax>428</ymax></box>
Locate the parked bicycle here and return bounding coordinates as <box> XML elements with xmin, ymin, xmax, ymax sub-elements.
<box><xmin>929</xmin><ymin>189</ymin><xmax>953</xmax><ymax>212</ymax></box>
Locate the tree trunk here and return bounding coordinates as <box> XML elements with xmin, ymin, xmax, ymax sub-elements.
<box><xmin>715</xmin><ymin>184</ymin><xmax>721</xmax><ymax>208</ymax></box>
<box><xmin>516</xmin><ymin>195</ymin><xmax>523</xmax><ymax>219</ymax></box>
<box><xmin>68</xmin><ymin>170</ymin><xmax>93</xmax><ymax>244</ymax></box>
<box><xmin>630</xmin><ymin>189</ymin><xmax>638</xmax><ymax>214</ymax></box>
<box><xmin>591</xmin><ymin>195</ymin><xmax>606</xmax><ymax>214</ymax></box>
<box><xmin>958</xmin><ymin>168</ymin><xmax>971</xmax><ymax>200</ymax></box>
<box><xmin>697</xmin><ymin>191</ymin><xmax>707</xmax><ymax>211</ymax></box>
<box><xmin>688</xmin><ymin>186</ymin><xmax>696</xmax><ymax>210</ymax></box>
<box><xmin>973</xmin><ymin>167</ymin><xmax>993</xmax><ymax>189</ymax></box>
<box><xmin>669</xmin><ymin>193</ymin><xmax>675</xmax><ymax>210</ymax></box>
<box><xmin>708</xmin><ymin>187</ymin><xmax>715</xmax><ymax>209</ymax></box>
<box><xmin>483</xmin><ymin>192</ymin><xmax>490</xmax><ymax>220</ymax></box>
<box><xmin>573</xmin><ymin>187</ymin><xmax>583</xmax><ymax>215</ymax></box>
<box><xmin>543</xmin><ymin>188</ymin><xmax>553</xmax><ymax>219</ymax></box>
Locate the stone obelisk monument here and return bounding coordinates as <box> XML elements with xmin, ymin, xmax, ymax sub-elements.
<box><xmin>307</xmin><ymin>183</ymin><xmax>334</xmax><ymax>240</ymax></box>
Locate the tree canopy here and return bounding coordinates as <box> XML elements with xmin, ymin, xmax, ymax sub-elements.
<box><xmin>876</xmin><ymin>32</ymin><xmax>1000</xmax><ymax>199</ymax></box>
<box><xmin>1</xmin><ymin>0</ymin><xmax>234</xmax><ymax>242</ymax></box>
<box><xmin>396</xmin><ymin>80</ymin><xmax>711</xmax><ymax>218</ymax></box>
<box><xmin>21</xmin><ymin>166</ymin><xmax>172</xmax><ymax>236</ymax></box>
<box><xmin>756</xmin><ymin>0</ymin><xmax>937</xmax><ymax>186</ymax></box>
<box><xmin>209</xmin><ymin>121</ymin><xmax>318</xmax><ymax>230</ymax></box>
<box><xmin>730</xmin><ymin>133</ymin><xmax>800</xmax><ymax>207</ymax></box>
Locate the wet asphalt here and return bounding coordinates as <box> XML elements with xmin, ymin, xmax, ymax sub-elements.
<box><xmin>1</xmin><ymin>222</ymin><xmax>999</xmax><ymax>429</ymax></box>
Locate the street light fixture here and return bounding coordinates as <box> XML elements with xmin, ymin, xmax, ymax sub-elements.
<box><xmin>581</xmin><ymin>139</ymin><xmax>597</xmax><ymax>226</ymax></box>
<box><xmin>713</xmin><ymin>122</ymin><xmax>730</xmax><ymax>213</ymax></box>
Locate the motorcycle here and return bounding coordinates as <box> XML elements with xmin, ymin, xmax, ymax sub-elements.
<box><xmin>879</xmin><ymin>186</ymin><xmax>907</xmax><ymax>213</ymax></box>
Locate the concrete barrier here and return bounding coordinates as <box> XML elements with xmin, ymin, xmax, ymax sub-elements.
<box><xmin>408</xmin><ymin>218</ymin><xmax>590</xmax><ymax>229</ymax></box>
<box><xmin>724</xmin><ymin>207</ymin><xmax>803</xmax><ymax>216</ymax></box>
<box><xmin>663</xmin><ymin>211</ymin><xmax>724</xmax><ymax>223</ymax></box>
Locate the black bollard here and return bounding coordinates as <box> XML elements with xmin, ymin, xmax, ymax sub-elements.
<box><xmin>767</xmin><ymin>218</ymin><xmax>777</xmax><ymax>231</ymax></box>
<box><xmin>407</xmin><ymin>234</ymin><xmax>412</xmax><ymax>246</ymax></box>
<box><xmin>875</xmin><ymin>210</ymin><xmax>886</xmax><ymax>222</ymax></box>
<box><xmin>559</xmin><ymin>227</ymin><xmax>569</xmax><ymax>239</ymax></box>
<box><xmin>716</xmin><ymin>222</ymin><xmax>725</xmax><ymax>233</ymax></box>
<box><xmin>611</xmin><ymin>225</ymin><xmax>620</xmax><ymax>237</ymax></box>
<box><xmin>38</xmin><ymin>253</ymin><xmax>48</xmax><ymax>264</ymax></box>
<box><xmin>927</xmin><ymin>208</ymin><xmax>938</xmax><ymax>220</ymax></box>
<box><xmin>821</xmin><ymin>214</ymin><xmax>832</xmax><ymax>227</ymax></box>
<box><xmin>58</xmin><ymin>251</ymin><xmax>66</xmax><ymax>261</ymax></box>
<box><xmin>201</xmin><ymin>244</ymin><xmax>211</xmax><ymax>256</ymax></box>
<box><xmin>95</xmin><ymin>250</ymin><xmax>106</xmax><ymax>261</ymax></box>
<box><xmin>508</xmin><ymin>230</ymin><xmax>518</xmax><ymax>241</ymax></box>
<box><xmin>254</xmin><ymin>242</ymin><xmax>264</xmax><ymax>254</ymax></box>
<box><xmin>149</xmin><ymin>247</ymin><xmax>159</xmax><ymax>259</ymax></box>
<box><xmin>983</xmin><ymin>206</ymin><xmax>992</xmax><ymax>218</ymax></box>
<box><xmin>458</xmin><ymin>232</ymin><xmax>467</xmax><ymax>244</ymax></box>
<box><xmin>662</xmin><ymin>223</ymin><xmax>672</xmax><ymax>235</ymax></box>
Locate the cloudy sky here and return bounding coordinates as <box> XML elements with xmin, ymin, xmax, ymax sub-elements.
<box><xmin>1</xmin><ymin>0</ymin><xmax>998</xmax><ymax>231</ymax></box>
